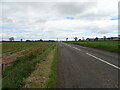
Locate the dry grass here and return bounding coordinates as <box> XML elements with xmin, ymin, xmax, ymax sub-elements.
<box><xmin>23</xmin><ymin>49</ymin><xmax>55</xmax><ymax>88</ymax></box>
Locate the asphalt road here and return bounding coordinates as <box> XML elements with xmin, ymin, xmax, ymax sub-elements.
<box><xmin>57</xmin><ymin>42</ymin><xmax>119</xmax><ymax>88</ymax></box>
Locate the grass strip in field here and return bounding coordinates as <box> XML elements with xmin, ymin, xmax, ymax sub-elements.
<box><xmin>2</xmin><ymin>42</ymin><xmax>56</xmax><ymax>88</ymax></box>
<box><xmin>65</xmin><ymin>41</ymin><xmax>119</xmax><ymax>52</ymax></box>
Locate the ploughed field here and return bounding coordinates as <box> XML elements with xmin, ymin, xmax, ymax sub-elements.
<box><xmin>2</xmin><ymin>42</ymin><xmax>49</xmax><ymax>54</ymax></box>
<box><xmin>2</xmin><ymin>42</ymin><xmax>51</xmax><ymax>65</ymax></box>
<box><xmin>2</xmin><ymin>41</ymin><xmax>57</xmax><ymax>88</ymax></box>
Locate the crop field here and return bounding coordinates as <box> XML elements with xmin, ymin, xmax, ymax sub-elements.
<box><xmin>1</xmin><ymin>41</ymin><xmax>57</xmax><ymax>88</ymax></box>
<box><xmin>65</xmin><ymin>40</ymin><xmax>119</xmax><ymax>52</ymax></box>
<box><xmin>2</xmin><ymin>42</ymin><xmax>50</xmax><ymax>54</ymax></box>
<box><xmin>2</xmin><ymin>42</ymin><xmax>52</xmax><ymax>65</ymax></box>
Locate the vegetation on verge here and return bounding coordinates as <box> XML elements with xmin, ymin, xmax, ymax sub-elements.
<box><xmin>23</xmin><ymin>43</ymin><xmax>58</xmax><ymax>88</ymax></box>
<box><xmin>64</xmin><ymin>40</ymin><xmax>119</xmax><ymax>52</ymax></box>
<box><xmin>45</xmin><ymin>44</ymin><xmax>58</xmax><ymax>88</ymax></box>
<box><xmin>2</xmin><ymin>42</ymin><xmax>56</xmax><ymax>88</ymax></box>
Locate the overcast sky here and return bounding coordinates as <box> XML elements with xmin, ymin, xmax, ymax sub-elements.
<box><xmin>0</xmin><ymin>0</ymin><xmax>119</xmax><ymax>41</ymax></box>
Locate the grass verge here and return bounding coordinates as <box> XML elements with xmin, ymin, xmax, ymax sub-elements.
<box><xmin>45</xmin><ymin>44</ymin><xmax>58</xmax><ymax>88</ymax></box>
<box><xmin>65</xmin><ymin>41</ymin><xmax>119</xmax><ymax>52</ymax></box>
<box><xmin>2</xmin><ymin>42</ymin><xmax>56</xmax><ymax>88</ymax></box>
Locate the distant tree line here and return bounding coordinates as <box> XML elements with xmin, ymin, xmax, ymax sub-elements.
<box><xmin>2</xmin><ymin>37</ymin><xmax>56</xmax><ymax>42</ymax></box>
<box><xmin>66</xmin><ymin>36</ymin><xmax>119</xmax><ymax>42</ymax></box>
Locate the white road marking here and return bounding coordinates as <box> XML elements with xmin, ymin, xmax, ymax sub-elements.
<box><xmin>86</xmin><ymin>53</ymin><xmax>120</xmax><ymax>70</ymax></box>
<box><xmin>73</xmin><ymin>47</ymin><xmax>81</xmax><ymax>51</ymax></box>
<box><xmin>63</xmin><ymin>43</ymin><xmax>82</xmax><ymax>51</ymax></box>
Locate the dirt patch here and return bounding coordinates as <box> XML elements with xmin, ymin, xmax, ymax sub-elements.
<box><xmin>2</xmin><ymin>45</ymin><xmax>48</xmax><ymax>66</ymax></box>
<box><xmin>23</xmin><ymin>49</ymin><xmax>55</xmax><ymax>88</ymax></box>
<box><xmin>2</xmin><ymin>42</ymin><xmax>11</xmax><ymax>44</ymax></box>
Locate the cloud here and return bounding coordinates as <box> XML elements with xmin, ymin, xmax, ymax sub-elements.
<box><xmin>53</xmin><ymin>2</ymin><xmax>96</xmax><ymax>16</ymax></box>
<box><xmin>0</xmin><ymin>0</ymin><xmax>119</xmax><ymax>41</ymax></box>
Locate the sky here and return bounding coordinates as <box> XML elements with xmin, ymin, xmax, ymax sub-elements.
<box><xmin>0</xmin><ymin>0</ymin><xmax>119</xmax><ymax>41</ymax></box>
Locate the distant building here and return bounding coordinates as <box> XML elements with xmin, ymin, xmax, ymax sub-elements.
<box><xmin>103</xmin><ymin>36</ymin><xmax>106</xmax><ymax>40</ymax></box>
<box><xmin>82</xmin><ymin>37</ymin><xmax>85</xmax><ymax>40</ymax></box>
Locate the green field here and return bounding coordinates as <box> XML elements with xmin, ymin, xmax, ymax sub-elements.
<box><xmin>65</xmin><ymin>40</ymin><xmax>119</xmax><ymax>52</ymax></box>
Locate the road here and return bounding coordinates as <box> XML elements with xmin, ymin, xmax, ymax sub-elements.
<box><xmin>57</xmin><ymin>42</ymin><xmax>119</xmax><ymax>88</ymax></box>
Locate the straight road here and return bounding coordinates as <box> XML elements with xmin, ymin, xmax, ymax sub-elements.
<box><xmin>57</xmin><ymin>42</ymin><xmax>119</xmax><ymax>88</ymax></box>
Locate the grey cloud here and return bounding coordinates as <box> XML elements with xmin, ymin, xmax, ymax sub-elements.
<box><xmin>78</xmin><ymin>10</ymin><xmax>116</xmax><ymax>20</ymax></box>
<box><xmin>53</xmin><ymin>2</ymin><xmax>96</xmax><ymax>16</ymax></box>
<box><xmin>1</xmin><ymin>1</ymin><xmax>118</xmax><ymax>40</ymax></box>
<box><xmin>2</xmin><ymin>17</ymin><xmax>13</xmax><ymax>23</ymax></box>
<box><xmin>35</xmin><ymin>19</ymin><xmax>47</xmax><ymax>23</ymax></box>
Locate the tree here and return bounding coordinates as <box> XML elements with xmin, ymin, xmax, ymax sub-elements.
<box><xmin>40</xmin><ymin>39</ymin><xmax>43</xmax><ymax>41</ymax></box>
<box><xmin>78</xmin><ymin>39</ymin><xmax>81</xmax><ymax>41</ymax></box>
<box><xmin>95</xmin><ymin>37</ymin><xmax>98</xmax><ymax>41</ymax></box>
<box><xmin>20</xmin><ymin>39</ymin><xmax>23</xmax><ymax>42</ymax></box>
<box><xmin>86</xmin><ymin>38</ymin><xmax>90</xmax><ymax>41</ymax></box>
<box><xmin>66</xmin><ymin>38</ymin><xmax>68</xmax><ymax>41</ymax></box>
<box><xmin>74</xmin><ymin>37</ymin><xmax>78</xmax><ymax>41</ymax></box>
<box><xmin>9</xmin><ymin>37</ymin><xmax>14</xmax><ymax>41</ymax></box>
<box><xmin>107</xmin><ymin>38</ymin><xmax>111</xmax><ymax>40</ymax></box>
<box><xmin>26</xmin><ymin>40</ymin><xmax>31</xmax><ymax>42</ymax></box>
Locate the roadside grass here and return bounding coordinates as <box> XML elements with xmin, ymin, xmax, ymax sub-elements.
<box><xmin>64</xmin><ymin>40</ymin><xmax>119</xmax><ymax>52</ymax></box>
<box><xmin>45</xmin><ymin>44</ymin><xmax>58</xmax><ymax>88</ymax></box>
<box><xmin>23</xmin><ymin>43</ymin><xmax>58</xmax><ymax>88</ymax></box>
<box><xmin>0</xmin><ymin>43</ymin><xmax>2</xmax><ymax>54</ymax></box>
<box><xmin>2</xmin><ymin>42</ymin><xmax>56</xmax><ymax>88</ymax></box>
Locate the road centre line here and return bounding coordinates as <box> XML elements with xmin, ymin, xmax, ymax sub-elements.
<box><xmin>64</xmin><ymin>43</ymin><xmax>82</xmax><ymax>51</ymax></box>
<box><xmin>73</xmin><ymin>47</ymin><xmax>81</xmax><ymax>51</ymax></box>
<box><xmin>63</xmin><ymin>43</ymin><xmax>120</xmax><ymax>70</ymax></box>
<box><xmin>86</xmin><ymin>53</ymin><xmax>120</xmax><ymax>70</ymax></box>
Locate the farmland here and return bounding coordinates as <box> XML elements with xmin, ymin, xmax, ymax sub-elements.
<box><xmin>64</xmin><ymin>40</ymin><xmax>119</xmax><ymax>52</ymax></box>
<box><xmin>2</xmin><ymin>42</ymin><xmax>50</xmax><ymax>54</ymax></box>
<box><xmin>2</xmin><ymin>42</ymin><xmax>51</xmax><ymax>65</ymax></box>
<box><xmin>1</xmin><ymin>40</ymin><xmax>119</xmax><ymax>88</ymax></box>
<box><xmin>2</xmin><ymin>41</ymin><xmax>57</xmax><ymax>88</ymax></box>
